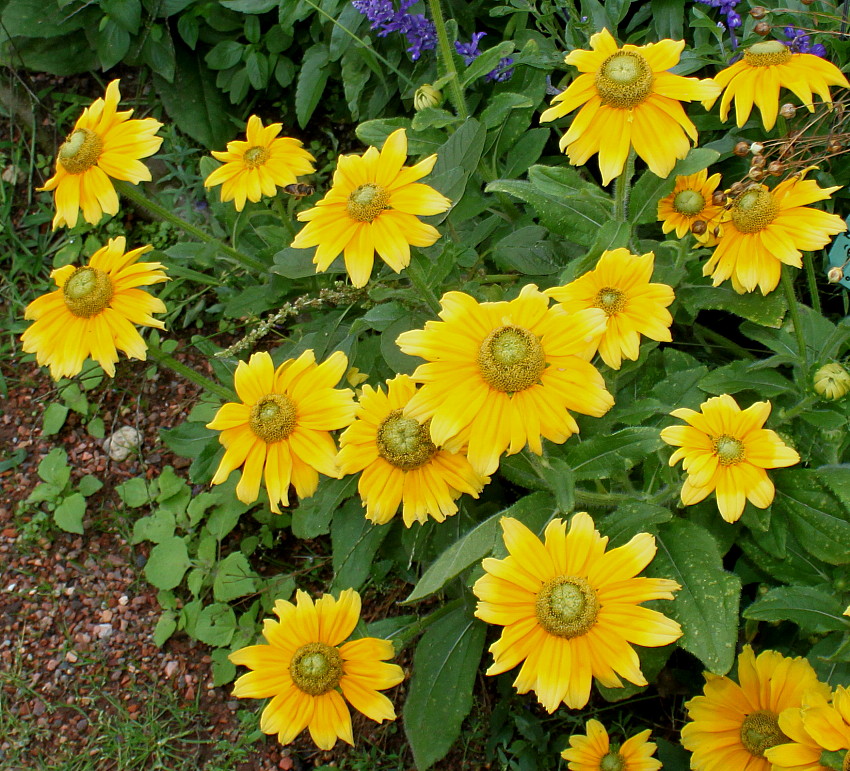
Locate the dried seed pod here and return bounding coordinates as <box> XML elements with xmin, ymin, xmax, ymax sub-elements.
<box><xmin>734</xmin><ymin>141</ymin><xmax>750</xmax><ymax>157</ymax></box>
<box><xmin>750</xmin><ymin>142</ymin><xmax>764</xmax><ymax>155</ymax></box>
<box><xmin>748</xmin><ymin>168</ymin><xmax>765</xmax><ymax>180</ymax></box>
<box><xmin>767</xmin><ymin>161</ymin><xmax>783</xmax><ymax>175</ymax></box>
<box><xmin>691</xmin><ymin>220</ymin><xmax>707</xmax><ymax>235</ymax></box>
<box><xmin>828</xmin><ymin>266</ymin><xmax>845</xmax><ymax>283</ymax></box>
<box><xmin>827</xmin><ymin>139</ymin><xmax>844</xmax><ymax>153</ymax></box>
<box><xmin>750</xmin><ymin>154</ymin><xmax>766</xmax><ymax>169</ymax></box>
<box><xmin>713</xmin><ymin>226</ymin><xmax>722</xmax><ymax>238</ymax></box>
<box><xmin>729</xmin><ymin>181</ymin><xmax>745</xmax><ymax>196</ymax></box>
<box><xmin>712</xmin><ymin>190</ymin><xmax>726</xmax><ymax>206</ymax></box>
<box><xmin>750</xmin><ymin>5</ymin><xmax>767</xmax><ymax>18</ymax></box>
<box><xmin>779</xmin><ymin>103</ymin><xmax>797</xmax><ymax>119</ymax></box>
<box><xmin>754</xmin><ymin>21</ymin><xmax>771</xmax><ymax>35</ymax></box>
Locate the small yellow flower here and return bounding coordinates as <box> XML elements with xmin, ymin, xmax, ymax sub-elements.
<box><xmin>229</xmin><ymin>589</ymin><xmax>404</xmax><ymax>751</ymax></box>
<box><xmin>813</xmin><ymin>362</ymin><xmax>850</xmax><ymax>400</ymax></box>
<box><xmin>21</xmin><ymin>237</ymin><xmax>168</xmax><ymax>379</ymax></box>
<box><xmin>705</xmin><ymin>40</ymin><xmax>850</xmax><ymax>130</ymax></box>
<box><xmin>657</xmin><ymin>170</ymin><xmax>724</xmax><ymax>245</ymax></box>
<box><xmin>562</xmin><ymin>719</ymin><xmax>662</xmax><ymax>771</ymax></box>
<box><xmin>545</xmin><ymin>248</ymin><xmax>675</xmax><ymax>370</ymax></box>
<box><xmin>291</xmin><ymin>128</ymin><xmax>451</xmax><ymax>288</ymax></box>
<box><xmin>661</xmin><ymin>394</ymin><xmax>800</xmax><ymax>523</ymax></box>
<box><xmin>204</xmin><ymin>115</ymin><xmax>315</xmax><ymax>211</ymax></box>
<box><xmin>39</xmin><ymin>80</ymin><xmax>163</xmax><ymax>229</ymax></box>
<box><xmin>206</xmin><ymin>350</ymin><xmax>356</xmax><ymax>512</ymax></box>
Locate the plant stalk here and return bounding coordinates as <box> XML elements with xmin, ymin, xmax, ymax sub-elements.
<box><xmin>613</xmin><ymin>149</ymin><xmax>636</xmax><ymax>222</ymax></box>
<box><xmin>406</xmin><ymin>253</ymin><xmax>442</xmax><ymax>315</ymax></box>
<box><xmin>427</xmin><ymin>0</ymin><xmax>469</xmax><ymax>120</ymax></box>
<box><xmin>803</xmin><ymin>252</ymin><xmax>823</xmax><ymax>315</ymax></box>
<box><xmin>780</xmin><ymin>265</ymin><xmax>809</xmax><ymax>366</ymax></box>
<box><xmin>146</xmin><ymin>340</ymin><xmax>236</xmax><ymax>402</ymax></box>
<box><xmin>393</xmin><ymin>597</ymin><xmax>464</xmax><ymax>648</ymax></box>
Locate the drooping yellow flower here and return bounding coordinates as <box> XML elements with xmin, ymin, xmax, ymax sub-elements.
<box><xmin>681</xmin><ymin>646</ymin><xmax>831</xmax><ymax>771</ymax></box>
<box><xmin>229</xmin><ymin>588</ymin><xmax>404</xmax><ymax>751</ymax></box>
<box><xmin>562</xmin><ymin>719</ymin><xmax>662</xmax><ymax>771</ymax></box>
<box><xmin>660</xmin><ymin>394</ymin><xmax>800</xmax><ymax>523</ymax></box>
<box><xmin>540</xmin><ymin>28</ymin><xmax>720</xmax><ymax>185</ymax></box>
<box><xmin>204</xmin><ymin>115</ymin><xmax>315</xmax><ymax>211</ymax></box>
<box><xmin>704</xmin><ymin>40</ymin><xmax>850</xmax><ymax>130</ymax></box>
<box><xmin>764</xmin><ymin>692</ymin><xmax>833</xmax><ymax>771</ymax></box>
<box><xmin>704</xmin><ymin>173</ymin><xmax>846</xmax><ymax>295</ymax></box>
<box><xmin>336</xmin><ymin>375</ymin><xmax>489</xmax><ymax>526</ymax></box>
<box><xmin>206</xmin><ymin>350</ymin><xmax>356</xmax><ymax>512</ymax></box>
<box><xmin>39</xmin><ymin>80</ymin><xmax>163</xmax><ymax>229</ymax></box>
<box><xmin>794</xmin><ymin>686</ymin><xmax>850</xmax><ymax>765</ymax></box>
<box><xmin>396</xmin><ymin>284</ymin><xmax>614</xmax><ymax>477</ymax></box>
<box><xmin>544</xmin><ymin>248</ymin><xmax>674</xmax><ymax>370</ymax></box>
<box><xmin>657</xmin><ymin>169</ymin><xmax>724</xmax><ymax>245</ymax></box>
<box><xmin>291</xmin><ymin>128</ymin><xmax>451</xmax><ymax>288</ymax></box>
<box><xmin>473</xmin><ymin>513</ymin><xmax>682</xmax><ymax>712</ymax></box>
<box><xmin>21</xmin><ymin>236</ymin><xmax>168</xmax><ymax>380</ymax></box>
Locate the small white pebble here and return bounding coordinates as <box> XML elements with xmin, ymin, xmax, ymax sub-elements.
<box><xmin>6</xmin><ymin>583</ymin><xmax>15</xmax><ymax>591</ymax></box>
<box><xmin>118</xmin><ymin>595</ymin><xmax>129</xmax><ymax>606</ymax></box>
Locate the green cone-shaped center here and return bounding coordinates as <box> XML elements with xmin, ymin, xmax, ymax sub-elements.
<box><xmin>376</xmin><ymin>410</ymin><xmax>437</xmax><ymax>470</ymax></box>
<box><xmin>58</xmin><ymin>128</ymin><xmax>103</xmax><ymax>175</ymax></box>
<box><xmin>740</xmin><ymin>710</ymin><xmax>788</xmax><ymax>758</ymax></box>
<box><xmin>249</xmin><ymin>393</ymin><xmax>297</xmax><ymax>443</ymax></box>
<box><xmin>673</xmin><ymin>189</ymin><xmax>706</xmax><ymax>216</ymax></box>
<box><xmin>535</xmin><ymin>575</ymin><xmax>600</xmax><ymax>638</ymax></box>
<box><xmin>289</xmin><ymin>642</ymin><xmax>343</xmax><ymax>696</ymax></box>
<box><xmin>347</xmin><ymin>183</ymin><xmax>390</xmax><ymax>223</ymax></box>
<box><xmin>478</xmin><ymin>325</ymin><xmax>546</xmax><ymax>393</ymax></box>
<box><xmin>731</xmin><ymin>188</ymin><xmax>779</xmax><ymax>234</ymax></box>
<box><xmin>744</xmin><ymin>40</ymin><xmax>793</xmax><ymax>68</ymax></box>
<box><xmin>63</xmin><ymin>267</ymin><xmax>113</xmax><ymax>318</ymax></box>
<box><xmin>596</xmin><ymin>51</ymin><xmax>654</xmax><ymax>108</ymax></box>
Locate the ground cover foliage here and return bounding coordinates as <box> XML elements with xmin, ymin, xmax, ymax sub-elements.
<box><xmin>5</xmin><ymin>0</ymin><xmax>850</xmax><ymax>768</ymax></box>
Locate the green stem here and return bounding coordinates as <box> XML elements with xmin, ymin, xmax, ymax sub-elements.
<box><xmin>775</xmin><ymin>394</ymin><xmax>817</xmax><ymax>425</ymax></box>
<box><xmin>427</xmin><ymin>0</ymin><xmax>469</xmax><ymax>120</ymax></box>
<box><xmin>780</xmin><ymin>265</ymin><xmax>809</xmax><ymax>366</ymax></box>
<box><xmin>146</xmin><ymin>340</ymin><xmax>236</xmax><ymax>402</ymax></box>
<box><xmin>613</xmin><ymin>149</ymin><xmax>636</xmax><ymax>222</ymax></box>
<box><xmin>115</xmin><ymin>181</ymin><xmax>266</xmax><ymax>273</ymax></box>
<box><xmin>693</xmin><ymin>323</ymin><xmax>757</xmax><ymax>360</ymax></box>
<box><xmin>804</xmin><ymin>252</ymin><xmax>823</xmax><ymax>315</ymax></box>
<box><xmin>393</xmin><ymin>597</ymin><xmax>464</xmax><ymax>649</ymax></box>
<box><xmin>406</xmin><ymin>253</ymin><xmax>442</xmax><ymax>315</ymax></box>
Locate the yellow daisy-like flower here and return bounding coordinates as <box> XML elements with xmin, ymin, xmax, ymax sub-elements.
<box><xmin>336</xmin><ymin>374</ymin><xmax>489</xmax><ymax>527</ymax></box>
<box><xmin>764</xmin><ymin>692</ymin><xmax>833</xmax><ymax>771</ymax></box>
<box><xmin>206</xmin><ymin>350</ymin><xmax>356</xmax><ymax>512</ymax></box>
<box><xmin>39</xmin><ymin>79</ymin><xmax>163</xmax><ymax>229</ymax></box>
<box><xmin>539</xmin><ymin>28</ymin><xmax>720</xmax><ymax>185</ymax></box>
<box><xmin>229</xmin><ymin>588</ymin><xmax>404</xmax><ymax>751</ymax></box>
<box><xmin>544</xmin><ymin>248</ymin><xmax>675</xmax><ymax>370</ymax></box>
<box><xmin>21</xmin><ymin>236</ymin><xmax>168</xmax><ymax>380</ymax></box>
<box><xmin>794</xmin><ymin>686</ymin><xmax>850</xmax><ymax>766</ymax></box>
<box><xmin>396</xmin><ymin>284</ymin><xmax>614</xmax><ymax>477</ymax></box>
<box><xmin>657</xmin><ymin>169</ymin><xmax>724</xmax><ymax>245</ymax></box>
<box><xmin>562</xmin><ymin>719</ymin><xmax>662</xmax><ymax>771</ymax></box>
<box><xmin>291</xmin><ymin>128</ymin><xmax>451</xmax><ymax>288</ymax></box>
<box><xmin>204</xmin><ymin>115</ymin><xmax>316</xmax><ymax>211</ymax></box>
<box><xmin>472</xmin><ymin>513</ymin><xmax>682</xmax><ymax>712</ymax></box>
<box><xmin>681</xmin><ymin>646</ymin><xmax>831</xmax><ymax>771</ymax></box>
<box><xmin>704</xmin><ymin>40</ymin><xmax>850</xmax><ymax>131</ymax></box>
<box><xmin>660</xmin><ymin>394</ymin><xmax>800</xmax><ymax>523</ymax></box>
<box><xmin>704</xmin><ymin>173</ymin><xmax>846</xmax><ymax>295</ymax></box>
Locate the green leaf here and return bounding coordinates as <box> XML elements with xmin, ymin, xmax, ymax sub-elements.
<box><xmin>96</xmin><ymin>18</ymin><xmax>130</xmax><ymax>70</ymax></box>
<box><xmin>403</xmin><ymin>606</ymin><xmax>487</xmax><ymax>771</ymax></box>
<box><xmin>77</xmin><ymin>475</ymin><xmax>102</xmax><ymax>498</ymax></box>
<box><xmin>220</xmin><ymin>0</ymin><xmax>278</xmax><ymax>10</ymax></box>
<box><xmin>428</xmin><ymin>119</ymin><xmax>486</xmax><ymax>210</ymax></box>
<box><xmin>459</xmin><ymin>41</ymin><xmax>515</xmax><ymax>87</ymax></box>
<box><xmin>744</xmin><ymin>586</ymin><xmax>850</xmax><ymax>633</ymax></box>
<box><xmin>331</xmin><ymin>501</ymin><xmax>391</xmax><ymax>592</ymax></box>
<box><xmin>160</xmin><ymin>420</ymin><xmax>217</xmax><ymax>458</ymax></box>
<box><xmin>207</xmin><ymin>497</ymin><xmax>249</xmax><ymax>540</ymax></box>
<box><xmin>102</xmin><ymin>0</ymin><xmax>141</xmax><ymax>33</ymax></box>
<box><xmin>54</xmin><ymin>493</ymin><xmax>86</xmax><ymax>534</ymax></box>
<box><xmin>271</xmin><ymin>246</ymin><xmax>326</xmax><ymax>279</ymax></box>
<box><xmin>291</xmin><ymin>475</ymin><xmax>356</xmax><ymax>539</ymax></box>
<box><xmin>1</xmin><ymin>0</ymin><xmax>87</xmax><ymax>37</ymax></box>
<box><xmin>679</xmin><ymin>281</ymin><xmax>788</xmax><ymax>328</ymax></box>
<box><xmin>116</xmin><ymin>477</ymin><xmax>152</xmax><ymax>508</ymax></box>
<box><xmin>502</xmin><ymin>128</ymin><xmax>549</xmax><ymax>178</ymax></box>
<box><xmin>405</xmin><ymin>492</ymin><xmax>556</xmax><ymax>603</ymax></box>
<box><xmin>649</xmin><ymin>519</ymin><xmax>741</xmax><ymax>673</ymax></box>
<box><xmin>194</xmin><ymin>603</ymin><xmax>237</xmax><ymax>647</ymax></box>
<box><xmin>597</xmin><ymin>502</ymin><xmax>673</xmax><ymax>547</ymax></box>
<box><xmin>37</xmin><ymin>448</ymin><xmax>70</xmax><ymax>488</ymax></box>
<box><xmin>205</xmin><ymin>40</ymin><xmax>243</xmax><ymax>70</ymax></box>
<box><xmin>211</xmin><ymin>648</ymin><xmax>237</xmax><ymax>686</ymax></box>
<box><xmin>213</xmin><ymin>552</ymin><xmax>258</xmax><ymax>602</ymax></box>
<box><xmin>567</xmin><ymin>428</ymin><xmax>663</xmax><ymax>481</ymax></box>
<box><xmin>478</xmin><ymin>92</ymin><xmax>532</xmax><ymax>130</ymax></box>
<box><xmin>698</xmin><ymin>361</ymin><xmax>792</xmax><ymax>398</ymax></box>
<box><xmin>132</xmin><ymin>509</ymin><xmax>176</xmax><ymax>544</ymax></box>
<box><xmin>145</xmin><ymin>536</ymin><xmax>190</xmax><ymax>590</ymax></box>
<box><xmin>42</xmin><ymin>403</ymin><xmax>68</xmax><ymax>435</ymax></box>
<box><xmin>295</xmin><ymin>44</ymin><xmax>330</xmax><ymax>128</ymax></box>
<box><xmin>153</xmin><ymin>611</ymin><xmax>178</xmax><ymax>646</ymax></box>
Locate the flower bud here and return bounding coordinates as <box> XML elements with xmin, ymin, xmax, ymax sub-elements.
<box><xmin>414</xmin><ymin>84</ymin><xmax>443</xmax><ymax>111</ymax></box>
<box><xmin>748</xmin><ymin>168</ymin><xmax>765</xmax><ymax>180</ymax></box>
<box><xmin>750</xmin><ymin>142</ymin><xmax>764</xmax><ymax>155</ymax></box>
<box><xmin>729</xmin><ymin>181</ymin><xmax>745</xmax><ymax>196</ymax></box>
<box><xmin>827</xmin><ymin>139</ymin><xmax>844</xmax><ymax>154</ymax></box>
<box><xmin>813</xmin><ymin>362</ymin><xmax>850</xmax><ymax>400</ymax></box>
<box><xmin>767</xmin><ymin>161</ymin><xmax>783</xmax><ymax>175</ymax></box>
<box><xmin>691</xmin><ymin>220</ymin><xmax>707</xmax><ymax>235</ymax></box>
<box><xmin>754</xmin><ymin>21</ymin><xmax>771</xmax><ymax>35</ymax></box>
<box><xmin>734</xmin><ymin>141</ymin><xmax>750</xmax><ymax>157</ymax></box>
<box><xmin>828</xmin><ymin>266</ymin><xmax>845</xmax><ymax>283</ymax></box>
<box><xmin>750</xmin><ymin>154</ymin><xmax>766</xmax><ymax>168</ymax></box>
<box><xmin>779</xmin><ymin>103</ymin><xmax>797</xmax><ymax>119</ymax></box>
<box><xmin>712</xmin><ymin>190</ymin><xmax>726</xmax><ymax>206</ymax></box>
<box><xmin>750</xmin><ymin>6</ymin><xmax>767</xmax><ymax>19</ymax></box>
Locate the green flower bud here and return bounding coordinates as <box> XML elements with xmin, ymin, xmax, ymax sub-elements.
<box><xmin>813</xmin><ymin>362</ymin><xmax>850</xmax><ymax>400</ymax></box>
<box><xmin>414</xmin><ymin>84</ymin><xmax>443</xmax><ymax>111</ymax></box>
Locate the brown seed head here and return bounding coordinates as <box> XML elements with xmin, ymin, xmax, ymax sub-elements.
<box><xmin>828</xmin><ymin>266</ymin><xmax>845</xmax><ymax>283</ymax></box>
<box><xmin>734</xmin><ymin>141</ymin><xmax>750</xmax><ymax>157</ymax></box>
<box><xmin>751</xmin><ymin>155</ymin><xmax>766</xmax><ymax>169</ymax></box>
<box><xmin>729</xmin><ymin>181</ymin><xmax>745</xmax><ymax>196</ymax></box>
<box><xmin>828</xmin><ymin>139</ymin><xmax>844</xmax><ymax>153</ymax></box>
<box><xmin>750</xmin><ymin>6</ymin><xmax>767</xmax><ymax>19</ymax></box>
<box><xmin>712</xmin><ymin>190</ymin><xmax>726</xmax><ymax>206</ymax></box>
<box><xmin>779</xmin><ymin>103</ymin><xmax>797</xmax><ymax>119</ymax></box>
<box><xmin>748</xmin><ymin>168</ymin><xmax>765</xmax><ymax>181</ymax></box>
<box><xmin>754</xmin><ymin>21</ymin><xmax>771</xmax><ymax>35</ymax></box>
<box><xmin>691</xmin><ymin>220</ymin><xmax>707</xmax><ymax>235</ymax></box>
<box><xmin>767</xmin><ymin>161</ymin><xmax>783</xmax><ymax>175</ymax></box>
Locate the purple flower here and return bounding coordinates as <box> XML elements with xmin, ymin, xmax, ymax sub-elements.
<box><xmin>352</xmin><ymin>0</ymin><xmax>436</xmax><ymax>60</ymax></box>
<box><xmin>782</xmin><ymin>26</ymin><xmax>826</xmax><ymax>56</ymax></box>
<box><xmin>695</xmin><ymin>0</ymin><xmax>740</xmax><ymax>48</ymax></box>
<box><xmin>455</xmin><ymin>31</ymin><xmax>515</xmax><ymax>81</ymax></box>
<box><xmin>486</xmin><ymin>57</ymin><xmax>514</xmax><ymax>82</ymax></box>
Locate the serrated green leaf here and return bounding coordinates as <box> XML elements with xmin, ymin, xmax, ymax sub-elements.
<box><xmin>54</xmin><ymin>493</ymin><xmax>85</xmax><ymax>534</ymax></box>
<box><xmin>194</xmin><ymin>603</ymin><xmax>237</xmax><ymax>646</ymax></box>
<box><xmin>744</xmin><ymin>586</ymin><xmax>850</xmax><ymax>633</ymax></box>
<box><xmin>459</xmin><ymin>41</ymin><xmax>515</xmax><ymax>87</ymax></box>
<box><xmin>679</xmin><ymin>281</ymin><xmax>788</xmax><ymax>328</ymax></box>
<box><xmin>145</xmin><ymin>536</ymin><xmax>190</xmax><ymax>590</ymax></box>
<box><xmin>213</xmin><ymin>552</ymin><xmax>257</xmax><ymax>602</ymax></box>
<box><xmin>211</xmin><ymin>648</ymin><xmax>237</xmax><ymax>685</ymax></box>
<box><xmin>132</xmin><ymin>509</ymin><xmax>176</xmax><ymax>545</ymax></box>
<box><xmin>568</xmin><ymin>428</ymin><xmax>663</xmax><ymax>481</ymax></box>
<box><xmin>698</xmin><ymin>361</ymin><xmax>792</xmax><ymax>397</ymax></box>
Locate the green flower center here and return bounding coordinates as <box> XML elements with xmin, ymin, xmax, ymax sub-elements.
<box><xmin>58</xmin><ymin>128</ymin><xmax>104</xmax><ymax>175</ymax></box>
<box><xmin>535</xmin><ymin>575</ymin><xmax>600</xmax><ymax>638</ymax></box>
<box><xmin>600</xmin><ymin>751</ymin><xmax>626</xmax><ymax>771</ymax></box>
<box><xmin>594</xmin><ymin>286</ymin><xmax>627</xmax><ymax>317</ymax></box>
<box><xmin>289</xmin><ymin>642</ymin><xmax>343</xmax><ymax>697</ymax></box>
<box><xmin>243</xmin><ymin>146</ymin><xmax>270</xmax><ymax>168</ymax></box>
<box><xmin>249</xmin><ymin>393</ymin><xmax>297</xmax><ymax>443</ymax></box>
<box><xmin>63</xmin><ymin>267</ymin><xmax>114</xmax><ymax>318</ymax></box>
<box><xmin>595</xmin><ymin>51</ymin><xmax>654</xmax><ymax>109</ymax></box>
<box><xmin>347</xmin><ymin>183</ymin><xmax>390</xmax><ymax>223</ymax></box>
<box><xmin>376</xmin><ymin>409</ymin><xmax>437</xmax><ymax>470</ymax></box>
<box><xmin>673</xmin><ymin>189</ymin><xmax>706</xmax><ymax>216</ymax></box>
<box><xmin>740</xmin><ymin>710</ymin><xmax>788</xmax><ymax>758</ymax></box>
<box><xmin>478</xmin><ymin>325</ymin><xmax>546</xmax><ymax>393</ymax></box>
<box><xmin>712</xmin><ymin>434</ymin><xmax>745</xmax><ymax>465</ymax></box>
<box><xmin>744</xmin><ymin>40</ymin><xmax>793</xmax><ymax>68</ymax></box>
<box><xmin>730</xmin><ymin>188</ymin><xmax>779</xmax><ymax>233</ymax></box>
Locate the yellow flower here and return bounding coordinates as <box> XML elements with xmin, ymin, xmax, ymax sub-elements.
<box><xmin>657</xmin><ymin>170</ymin><xmax>725</xmax><ymax>245</ymax></box>
<box><xmin>204</xmin><ymin>115</ymin><xmax>315</xmax><ymax>211</ymax></box>
<box><xmin>795</xmin><ymin>686</ymin><xmax>850</xmax><ymax>763</ymax></box>
<box><xmin>539</xmin><ymin>28</ymin><xmax>720</xmax><ymax>185</ymax></box>
<box><xmin>545</xmin><ymin>248</ymin><xmax>674</xmax><ymax>370</ymax></box>
<box><xmin>229</xmin><ymin>588</ymin><xmax>404</xmax><ymax>751</ymax></box>
<box><xmin>291</xmin><ymin>128</ymin><xmax>451</xmax><ymax>288</ymax></box>
<box><xmin>21</xmin><ymin>236</ymin><xmax>168</xmax><ymax>380</ymax></box>
<box><xmin>813</xmin><ymin>362</ymin><xmax>850</xmax><ymax>400</ymax></box>
<box><xmin>704</xmin><ymin>173</ymin><xmax>846</xmax><ymax>295</ymax></box>
<box><xmin>681</xmin><ymin>646</ymin><xmax>831</xmax><ymax>771</ymax></box>
<box><xmin>704</xmin><ymin>40</ymin><xmax>850</xmax><ymax>130</ymax></box>
<box><xmin>39</xmin><ymin>79</ymin><xmax>163</xmax><ymax>229</ymax></box>
<box><xmin>562</xmin><ymin>719</ymin><xmax>662</xmax><ymax>771</ymax></box>
<box><xmin>396</xmin><ymin>284</ymin><xmax>614</xmax><ymax>477</ymax></box>
<box><xmin>336</xmin><ymin>374</ymin><xmax>489</xmax><ymax>526</ymax></box>
<box><xmin>764</xmin><ymin>692</ymin><xmax>833</xmax><ymax>771</ymax></box>
<box><xmin>660</xmin><ymin>394</ymin><xmax>800</xmax><ymax>523</ymax></box>
<box><xmin>472</xmin><ymin>513</ymin><xmax>682</xmax><ymax>712</ymax></box>
<box><xmin>206</xmin><ymin>350</ymin><xmax>356</xmax><ymax>512</ymax></box>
